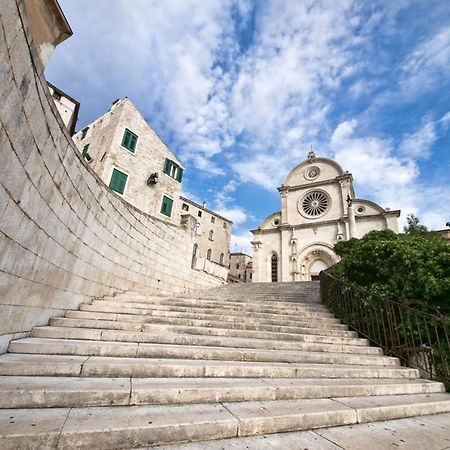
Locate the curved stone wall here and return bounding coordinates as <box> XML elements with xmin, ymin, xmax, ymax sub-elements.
<box><xmin>0</xmin><ymin>1</ymin><xmax>222</xmax><ymax>350</ymax></box>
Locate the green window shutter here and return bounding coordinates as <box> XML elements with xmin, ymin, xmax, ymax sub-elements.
<box><xmin>163</xmin><ymin>158</ymin><xmax>171</xmax><ymax>174</ymax></box>
<box><xmin>121</xmin><ymin>128</ymin><xmax>138</xmax><ymax>153</ymax></box>
<box><xmin>161</xmin><ymin>195</ymin><xmax>174</xmax><ymax>217</ymax></box>
<box><xmin>109</xmin><ymin>168</ymin><xmax>128</xmax><ymax>194</ymax></box>
<box><xmin>176</xmin><ymin>167</ymin><xmax>183</xmax><ymax>182</ymax></box>
<box><xmin>82</xmin><ymin>144</ymin><xmax>90</xmax><ymax>156</ymax></box>
<box><xmin>81</xmin><ymin>127</ymin><xmax>89</xmax><ymax>139</ymax></box>
<box><xmin>129</xmin><ymin>133</ymin><xmax>137</xmax><ymax>151</ymax></box>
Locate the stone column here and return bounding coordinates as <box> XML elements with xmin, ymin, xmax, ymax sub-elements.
<box><xmin>280</xmin><ymin>188</ymin><xmax>289</xmax><ymax>224</ymax></box>
<box><xmin>251</xmin><ymin>240</ymin><xmax>263</xmax><ymax>282</ymax></box>
<box><xmin>348</xmin><ymin>204</ymin><xmax>356</xmax><ymax>239</ymax></box>
<box><xmin>280</xmin><ymin>226</ymin><xmax>292</xmax><ymax>281</ymax></box>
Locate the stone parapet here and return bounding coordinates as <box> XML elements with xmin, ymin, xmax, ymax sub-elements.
<box><xmin>0</xmin><ymin>0</ymin><xmax>223</xmax><ymax>352</ymax></box>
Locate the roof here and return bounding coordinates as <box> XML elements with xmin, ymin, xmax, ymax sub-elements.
<box><xmin>179</xmin><ymin>196</ymin><xmax>233</xmax><ymax>224</ymax></box>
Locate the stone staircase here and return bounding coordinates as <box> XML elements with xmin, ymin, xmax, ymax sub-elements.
<box><xmin>0</xmin><ymin>282</ymin><xmax>449</xmax><ymax>449</ymax></box>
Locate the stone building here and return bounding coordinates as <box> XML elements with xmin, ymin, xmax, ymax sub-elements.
<box><xmin>72</xmin><ymin>98</ymin><xmax>185</xmax><ymax>225</ymax></box>
<box><xmin>229</xmin><ymin>253</ymin><xmax>253</xmax><ymax>282</ymax></box>
<box><xmin>72</xmin><ymin>98</ymin><xmax>232</xmax><ymax>279</ymax></box>
<box><xmin>48</xmin><ymin>82</ymin><xmax>79</xmax><ymax>135</ymax></box>
<box><xmin>180</xmin><ymin>197</ymin><xmax>232</xmax><ymax>280</ymax></box>
<box><xmin>251</xmin><ymin>152</ymin><xmax>400</xmax><ymax>282</ymax></box>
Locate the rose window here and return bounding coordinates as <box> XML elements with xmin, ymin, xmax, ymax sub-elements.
<box><xmin>301</xmin><ymin>191</ymin><xmax>329</xmax><ymax>217</ymax></box>
<box><xmin>304</xmin><ymin>166</ymin><xmax>320</xmax><ymax>180</ymax></box>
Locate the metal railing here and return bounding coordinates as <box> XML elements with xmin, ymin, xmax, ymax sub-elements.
<box><xmin>319</xmin><ymin>271</ymin><xmax>450</xmax><ymax>387</ymax></box>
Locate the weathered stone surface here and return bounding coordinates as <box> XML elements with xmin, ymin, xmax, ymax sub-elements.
<box><xmin>0</xmin><ymin>0</ymin><xmax>224</xmax><ymax>350</ymax></box>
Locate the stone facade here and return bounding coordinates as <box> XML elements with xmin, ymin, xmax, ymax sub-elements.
<box><xmin>180</xmin><ymin>197</ymin><xmax>232</xmax><ymax>280</ymax></box>
<box><xmin>47</xmin><ymin>82</ymin><xmax>79</xmax><ymax>135</ymax></box>
<box><xmin>251</xmin><ymin>152</ymin><xmax>400</xmax><ymax>282</ymax></box>
<box><xmin>23</xmin><ymin>0</ymin><xmax>72</xmax><ymax>67</ymax></box>
<box><xmin>72</xmin><ymin>98</ymin><xmax>185</xmax><ymax>225</ymax></box>
<box><xmin>0</xmin><ymin>0</ymin><xmax>224</xmax><ymax>353</ymax></box>
<box><xmin>229</xmin><ymin>252</ymin><xmax>253</xmax><ymax>282</ymax></box>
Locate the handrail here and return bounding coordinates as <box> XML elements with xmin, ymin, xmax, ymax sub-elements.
<box><xmin>319</xmin><ymin>271</ymin><xmax>450</xmax><ymax>387</ymax></box>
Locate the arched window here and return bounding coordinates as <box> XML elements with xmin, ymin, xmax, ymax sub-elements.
<box><xmin>207</xmin><ymin>249</ymin><xmax>212</xmax><ymax>260</ymax></box>
<box><xmin>271</xmin><ymin>254</ymin><xmax>278</xmax><ymax>282</ymax></box>
<box><xmin>208</xmin><ymin>230</ymin><xmax>214</xmax><ymax>240</ymax></box>
<box><xmin>219</xmin><ymin>253</ymin><xmax>224</xmax><ymax>265</ymax></box>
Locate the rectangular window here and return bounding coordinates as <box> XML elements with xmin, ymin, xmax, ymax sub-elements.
<box><xmin>223</xmin><ymin>222</ymin><xmax>227</xmax><ymax>229</ymax></box>
<box><xmin>182</xmin><ymin>203</ymin><xmax>189</xmax><ymax>211</ymax></box>
<box><xmin>163</xmin><ymin>158</ymin><xmax>183</xmax><ymax>182</ymax></box>
<box><xmin>211</xmin><ymin>216</ymin><xmax>215</xmax><ymax>223</ymax></box>
<box><xmin>161</xmin><ymin>195</ymin><xmax>174</xmax><ymax>217</ymax></box>
<box><xmin>197</xmin><ymin>211</ymin><xmax>202</xmax><ymax>217</ymax></box>
<box><xmin>109</xmin><ymin>168</ymin><xmax>128</xmax><ymax>195</ymax></box>
<box><xmin>82</xmin><ymin>144</ymin><xmax>90</xmax><ymax>156</ymax></box>
<box><xmin>121</xmin><ymin>128</ymin><xmax>138</xmax><ymax>153</ymax></box>
<box><xmin>81</xmin><ymin>127</ymin><xmax>89</xmax><ymax>139</ymax></box>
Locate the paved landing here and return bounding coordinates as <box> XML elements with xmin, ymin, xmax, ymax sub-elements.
<box><xmin>154</xmin><ymin>411</ymin><xmax>450</xmax><ymax>450</ymax></box>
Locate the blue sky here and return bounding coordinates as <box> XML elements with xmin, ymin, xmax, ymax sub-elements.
<box><xmin>46</xmin><ymin>0</ymin><xmax>450</xmax><ymax>253</ymax></box>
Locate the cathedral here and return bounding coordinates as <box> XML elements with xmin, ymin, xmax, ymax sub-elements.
<box><xmin>251</xmin><ymin>152</ymin><xmax>400</xmax><ymax>282</ymax></box>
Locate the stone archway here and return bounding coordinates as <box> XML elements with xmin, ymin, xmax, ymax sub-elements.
<box><xmin>297</xmin><ymin>244</ymin><xmax>338</xmax><ymax>281</ymax></box>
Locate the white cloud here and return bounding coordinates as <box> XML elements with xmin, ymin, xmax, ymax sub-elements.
<box><xmin>330</xmin><ymin>119</ymin><xmax>450</xmax><ymax>231</ymax></box>
<box><xmin>230</xmin><ymin>230</ymin><xmax>253</xmax><ymax>254</ymax></box>
<box><xmin>400</xmin><ymin>27</ymin><xmax>450</xmax><ymax>93</ymax></box>
<box><xmin>399</xmin><ymin>121</ymin><xmax>436</xmax><ymax>159</ymax></box>
<box><xmin>216</xmin><ymin>207</ymin><xmax>247</xmax><ymax>225</ymax></box>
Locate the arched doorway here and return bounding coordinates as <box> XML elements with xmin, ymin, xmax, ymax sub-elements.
<box><xmin>297</xmin><ymin>244</ymin><xmax>338</xmax><ymax>281</ymax></box>
<box><xmin>271</xmin><ymin>254</ymin><xmax>278</xmax><ymax>282</ymax></box>
<box><xmin>309</xmin><ymin>258</ymin><xmax>329</xmax><ymax>280</ymax></box>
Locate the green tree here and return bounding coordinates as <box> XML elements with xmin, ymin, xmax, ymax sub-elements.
<box><xmin>403</xmin><ymin>213</ymin><xmax>428</xmax><ymax>234</ymax></box>
<box><xmin>330</xmin><ymin>229</ymin><xmax>450</xmax><ymax>316</ymax></box>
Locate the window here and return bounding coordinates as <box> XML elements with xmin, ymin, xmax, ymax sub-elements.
<box><xmin>109</xmin><ymin>168</ymin><xmax>128</xmax><ymax>195</ymax></box>
<box><xmin>163</xmin><ymin>158</ymin><xmax>183</xmax><ymax>182</ymax></box>
<box><xmin>182</xmin><ymin>203</ymin><xmax>189</xmax><ymax>211</ymax></box>
<box><xmin>121</xmin><ymin>128</ymin><xmax>138</xmax><ymax>153</ymax></box>
<box><xmin>223</xmin><ymin>222</ymin><xmax>227</xmax><ymax>229</ymax></box>
<box><xmin>82</xmin><ymin>144</ymin><xmax>92</xmax><ymax>162</ymax></box>
<box><xmin>208</xmin><ymin>230</ymin><xmax>214</xmax><ymax>241</ymax></box>
<box><xmin>219</xmin><ymin>253</ymin><xmax>224</xmax><ymax>265</ymax></box>
<box><xmin>52</xmin><ymin>90</ymin><xmax>62</xmax><ymax>101</ymax></box>
<box><xmin>81</xmin><ymin>127</ymin><xmax>89</xmax><ymax>139</ymax></box>
<box><xmin>211</xmin><ymin>216</ymin><xmax>215</xmax><ymax>223</ymax></box>
<box><xmin>160</xmin><ymin>195</ymin><xmax>174</xmax><ymax>217</ymax></box>
<box><xmin>236</xmin><ymin>263</ymin><xmax>240</xmax><ymax>270</ymax></box>
<box><xmin>271</xmin><ymin>254</ymin><xmax>278</xmax><ymax>282</ymax></box>
<box><xmin>198</xmin><ymin>211</ymin><xmax>202</xmax><ymax>218</ymax></box>
<box><xmin>207</xmin><ymin>249</ymin><xmax>212</xmax><ymax>260</ymax></box>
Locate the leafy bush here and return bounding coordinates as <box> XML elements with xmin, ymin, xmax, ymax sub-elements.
<box><xmin>330</xmin><ymin>229</ymin><xmax>450</xmax><ymax>316</ymax></box>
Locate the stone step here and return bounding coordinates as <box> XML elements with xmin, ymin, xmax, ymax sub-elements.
<box><xmin>8</xmin><ymin>338</ymin><xmax>399</xmax><ymax>366</ymax></box>
<box><xmin>0</xmin><ymin>354</ymin><xmax>420</xmax><ymax>379</ymax></box>
<box><xmin>63</xmin><ymin>311</ymin><xmax>355</xmax><ymax>337</ymax></box>
<box><xmin>108</xmin><ymin>296</ymin><xmax>327</xmax><ymax>312</ymax></box>
<box><xmin>0</xmin><ymin>376</ymin><xmax>443</xmax><ymax>409</ymax></box>
<box><xmin>49</xmin><ymin>318</ymin><xmax>369</xmax><ymax>346</ymax></box>
<box><xmin>91</xmin><ymin>299</ymin><xmax>337</xmax><ymax>321</ymax></box>
<box><xmin>152</xmin><ymin>412</ymin><xmax>450</xmax><ymax>450</ymax></box>
<box><xmin>1</xmin><ymin>394</ymin><xmax>449</xmax><ymax>448</ymax></box>
<box><xmin>80</xmin><ymin>303</ymin><xmax>343</xmax><ymax>326</ymax></box>
<box><xmin>31</xmin><ymin>326</ymin><xmax>382</xmax><ymax>355</ymax></box>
